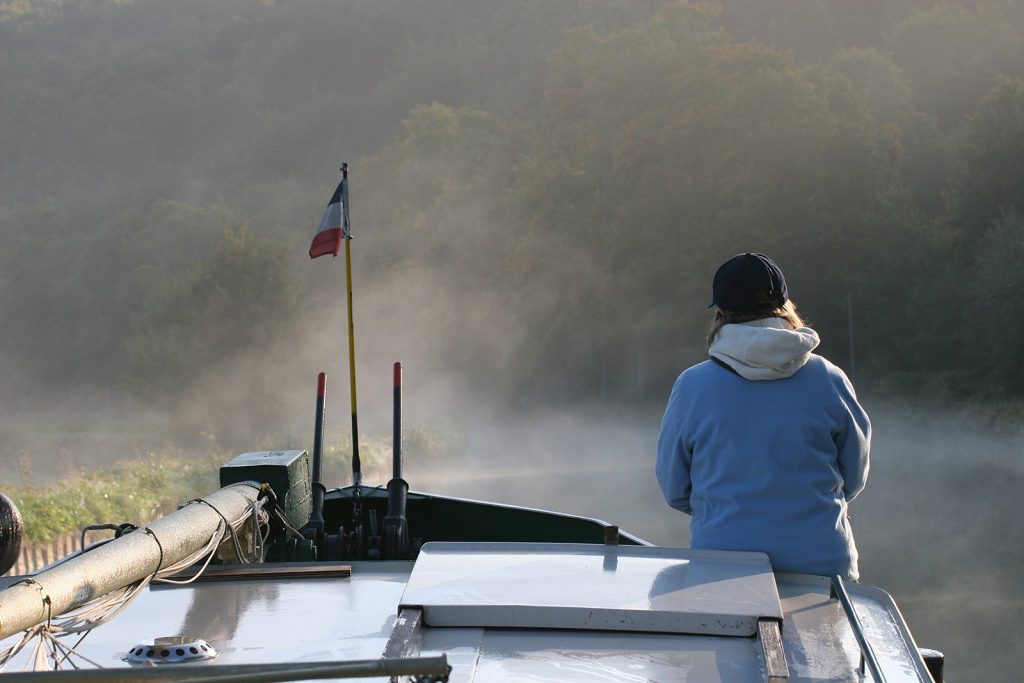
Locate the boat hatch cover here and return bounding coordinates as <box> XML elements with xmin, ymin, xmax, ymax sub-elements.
<box><xmin>399</xmin><ymin>542</ymin><xmax>782</xmax><ymax>637</ymax></box>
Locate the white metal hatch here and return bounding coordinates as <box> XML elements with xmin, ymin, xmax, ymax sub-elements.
<box><xmin>399</xmin><ymin>542</ymin><xmax>783</xmax><ymax>637</ymax></box>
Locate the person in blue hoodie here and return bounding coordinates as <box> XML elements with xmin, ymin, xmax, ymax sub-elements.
<box><xmin>656</xmin><ymin>253</ymin><xmax>870</xmax><ymax>580</ymax></box>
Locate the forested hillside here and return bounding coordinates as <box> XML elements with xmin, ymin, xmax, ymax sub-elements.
<box><xmin>2</xmin><ymin>0</ymin><xmax>1023</xmax><ymax>419</ymax></box>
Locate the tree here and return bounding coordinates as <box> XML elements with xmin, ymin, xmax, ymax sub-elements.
<box><xmin>127</xmin><ymin>227</ymin><xmax>303</xmax><ymax>401</ymax></box>
<box><xmin>889</xmin><ymin>3</ymin><xmax>1024</xmax><ymax>125</ymax></box>
<box><xmin>963</xmin><ymin>210</ymin><xmax>1024</xmax><ymax>396</ymax></box>
<box><xmin>509</xmin><ymin>3</ymin><xmax>911</xmax><ymax>396</ymax></box>
<box><xmin>950</xmin><ymin>77</ymin><xmax>1024</xmax><ymax>235</ymax></box>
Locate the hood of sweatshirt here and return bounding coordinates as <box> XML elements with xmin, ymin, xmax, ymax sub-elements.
<box><xmin>708</xmin><ymin>317</ymin><xmax>820</xmax><ymax>381</ymax></box>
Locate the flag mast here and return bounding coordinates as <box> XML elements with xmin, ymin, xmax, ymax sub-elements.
<box><xmin>308</xmin><ymin>164</ymin><xmax>361</xmax><ymax>486</ymax></box>
<box><xmin>341</xmin><ymin>163</ymin><xmax>362</xmax><ymax>486</ymax></box>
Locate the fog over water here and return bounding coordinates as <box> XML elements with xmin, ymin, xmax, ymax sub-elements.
<box><xmin>408</xmin><ymin>394</ymin><xmax>1023</xmax><ymax>683</ymax></box>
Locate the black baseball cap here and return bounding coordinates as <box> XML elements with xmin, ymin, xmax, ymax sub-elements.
<box><xmin>710</xmin><ymin>253</ymin><xmax>788</xmax><ymax>313</ymax></box>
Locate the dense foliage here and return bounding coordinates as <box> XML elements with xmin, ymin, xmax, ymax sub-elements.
<box><xmin>2</xmin><ymin>0</ymin><xmax>1023</xmax><ymax>411</ymax></box>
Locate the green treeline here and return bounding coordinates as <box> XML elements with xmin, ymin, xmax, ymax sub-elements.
<box><xmin>2</xmin><ymin>0</ymin><xmax>1023</xmax><ymax>410</ymax></box>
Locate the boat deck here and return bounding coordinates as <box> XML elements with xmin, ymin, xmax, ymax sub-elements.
<box><xmin>0</xmin><ymin>545</ymin><xmax>933</xmax><ymax>682</ymax></box>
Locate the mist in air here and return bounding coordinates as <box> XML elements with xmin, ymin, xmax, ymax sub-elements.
<box><xmin>2</xmin><ymin>1</ymin><xmax>1024</xmax><ymax>681</ymax></box>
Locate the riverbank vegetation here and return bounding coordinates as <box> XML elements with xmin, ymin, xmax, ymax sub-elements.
<box><xmin>6</xmin><ymin>436</ymin><xmax>396</xmax><ymax>543</ymax></box>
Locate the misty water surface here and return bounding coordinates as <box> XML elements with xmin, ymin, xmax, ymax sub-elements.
<box><xmin>406</xmin><ymin>398</ymin><xmax>1023</xmax><ymax>683</ymax></box>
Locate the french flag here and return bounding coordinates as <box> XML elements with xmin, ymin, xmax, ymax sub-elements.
<box><xmin>309</xmin><ymin>178</ymin><xmax>351</xmax><ymax>258</ymax></box>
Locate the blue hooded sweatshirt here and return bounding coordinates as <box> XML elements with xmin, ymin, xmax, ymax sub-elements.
<box><xmin>656</xmin><ymin>318</ymin><xmax>870</xmax><ymax>579</ymax></box>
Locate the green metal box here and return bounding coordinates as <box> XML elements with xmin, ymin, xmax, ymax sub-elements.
<box><xmin>220</xmin><ymin>450</ymin><xmax>312</xmax><ymax>529</ymax></box>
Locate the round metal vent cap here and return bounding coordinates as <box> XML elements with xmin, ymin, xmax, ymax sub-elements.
<box><xmin>126</xmin><ymin>637</ymin><xmax>217</xmax><ymax>665</ymax></box>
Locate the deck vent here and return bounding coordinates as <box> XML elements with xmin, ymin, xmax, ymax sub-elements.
<box><xmin>125</xmin><ymin>637</ymin><xmax>217</xmax><ymax>665</ymax></box>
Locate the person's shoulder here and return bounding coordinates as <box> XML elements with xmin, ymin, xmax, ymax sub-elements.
<box><xmin>803</xmin><ymin>354</ymin><xmax>856</xmax><ymax>393</ymax></box>
<box><xmin>668</xmin><ymin>359</ymin><xmax>719</xmax><ymax>392</ymax></box>
<box><xmin>806</xmin><ymin>353</ymin><xmax>848</xmax><ymax>376</ymax></box>
<box><xmin>679</xmin><ymin>359</ymin><xmax>721</xmax><ymax>382</ymax></box>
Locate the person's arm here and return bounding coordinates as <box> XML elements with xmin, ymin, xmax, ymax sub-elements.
<box><xmin>656</xmin><ymin>376</ymin><xmax>693</xmax><ymax>514</ymax></box>
<box><xmin>832</xmin><ymin>370</ymin><xmax>871</xmax><ymax>501</ymax></box>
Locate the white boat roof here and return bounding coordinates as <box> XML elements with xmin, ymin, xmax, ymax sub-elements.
<box><xmin>0</xmin><ymin>546</ymin><xmax>934</xmax><ymax>682</ymax></box>
<box><xmin>401</xmin><ymin>542</ymin><xmax>782</xmax><ymax>636</ymax></box>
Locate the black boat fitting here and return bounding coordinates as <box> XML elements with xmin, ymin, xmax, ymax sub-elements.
<box><xmin>0</xmin><ymin>492</ymin><xmax>23</xmax><ymax>576</ymax></box>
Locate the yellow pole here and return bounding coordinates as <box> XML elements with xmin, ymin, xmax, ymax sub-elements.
<box><xmin>345</xmin><ymin>235</ymin><xmax>361</xmax><ymax>485</ymax></box>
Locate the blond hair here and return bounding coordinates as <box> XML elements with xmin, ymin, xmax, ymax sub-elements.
<box><xmin>706</xmin><ymin>300</ymin><xmax>806</xmax><ymax>348</ymax></box>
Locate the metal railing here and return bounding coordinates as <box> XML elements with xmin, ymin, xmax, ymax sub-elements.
<box><xmin>831</xmin><ymin>574</ymin><xmax>886</xmax><ymax>683</ymax></box>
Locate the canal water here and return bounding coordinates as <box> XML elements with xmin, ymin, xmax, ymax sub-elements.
<box><xmin>410</xmin><ymin>399</ymin><xmax>1023</xmax><ymax>683</ymax></box>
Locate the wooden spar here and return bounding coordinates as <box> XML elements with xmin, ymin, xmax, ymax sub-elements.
<box><xmin>0</xmin><ymin>483</ymin><xmax>260</xmax><ymax>640</ymax></box>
